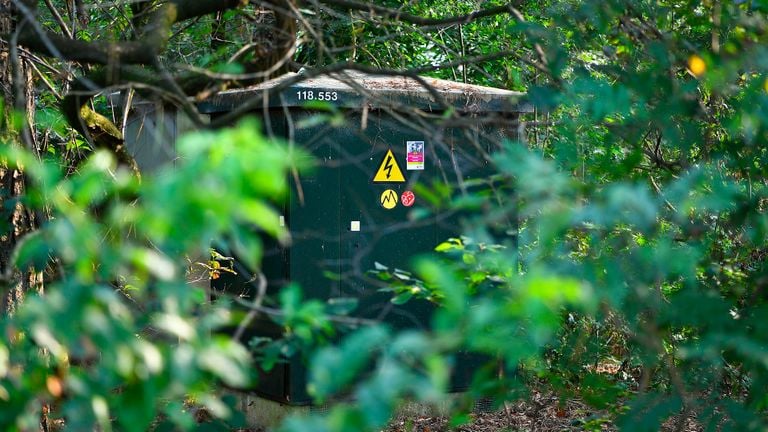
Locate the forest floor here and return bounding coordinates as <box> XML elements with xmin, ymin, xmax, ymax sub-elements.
<box><xmin>383</xmin><ymin>392</ymin><xmax>703</xmax><ymax>432</ymax></box>
<box><xmin>234</xmin><ymin>391</ymin><xmax>704</xmax><ymax>431</ymax></box>
<box><xmin>386</xmin><ymin>393</ymin><xmax>612</xmax><ymax>432</ymax></box>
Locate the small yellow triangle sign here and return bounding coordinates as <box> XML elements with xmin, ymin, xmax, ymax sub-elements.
<box><xmin>372</xmin><ymin>149</ymin><xmax>406</xmax><ymax>183</ymax></box>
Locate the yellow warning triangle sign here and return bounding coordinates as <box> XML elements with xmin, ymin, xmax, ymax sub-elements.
<box><xmin>372</xmin><ymin>149</ymin><xmax>406</xmax><ymax>183</ymax></box>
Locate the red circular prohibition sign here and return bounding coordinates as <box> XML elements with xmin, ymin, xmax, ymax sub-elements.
<box><xmin>401</xmin><ymin>191</ymin><xmax>415</xmax><ymax>207</ymax></box>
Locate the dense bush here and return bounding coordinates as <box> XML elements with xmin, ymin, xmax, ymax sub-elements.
<box><xmin>0</xmin><ymin>121</ymin><xmax>305</xmax><ymax>431</ymax></box>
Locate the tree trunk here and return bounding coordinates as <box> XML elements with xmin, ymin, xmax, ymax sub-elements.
<box><xmin>1</xmin><ymin>7</ymin><xmax>47</xmax><ymax>430</ymax></box>
<box><xmin>0</xmin><ymin>0</ymin><xmax>43</xmax><ymax>315</ymax></box>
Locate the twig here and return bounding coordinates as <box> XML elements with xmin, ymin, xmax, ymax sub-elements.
<box><xmin>41</xmin><ymin>0</ymin><xmax>73</xmax><ymax>38</ymax></box>
<box><xmin>120</xmin><ymin>88</ymin><xmax>134</xmax><ymax>138</ymax></box>
<box><xmin>312</xmin><ymin>0</ymin><xmax>523</xmax><ymax>28</ymax></box>
<box><xmin>151</xmin><ymin>58</ymin><xmax>206</xmax><ymax>128</ymax></box>
<box><xmin>231</xmin><ymin>295</ymin><xmax>379</xmax><ymax>327</ymax></box>
<box><xmin>26</xmin><ymin>56</ymin><xmax>61</xmax><ymax>100</ymax></box>
<box><xmin>233</xmin><ymin>272</ymin><xmax>267</xmax><ymax>341</ymax></box>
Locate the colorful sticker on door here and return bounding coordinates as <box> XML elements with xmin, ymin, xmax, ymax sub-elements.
<box><xmin>373</xmin><ymin>149</ymin><xmax>406</xmax><ymax>183</ymax></box>
<box><xmin>401</xmin><ymin>191</ymin><xmax>415</xmax><ymax>207</ymax></box>
<box><xmin>406</xmin><ymin>141</ymin><xmax>425</xmax><ymax>171</ymax></box>
<box><xmin>380</xmin><ymin>189</ymin><xmax>398</xmax><ymax>209</ymax></box>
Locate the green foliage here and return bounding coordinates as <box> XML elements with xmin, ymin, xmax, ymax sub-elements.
<box><xmin>0</xmin><ymin>120</ymin><xmax>304</xmax><ymax>431</ymax></box>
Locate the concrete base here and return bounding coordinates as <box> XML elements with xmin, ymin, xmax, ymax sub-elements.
<box><xmin>235</xmin><ymin>394</ymin><xmax>310</xmax><ymax>430</ymax></box>
<box><xmin>233</xmin><ymin>392</ymin><xmax>487</xmax><ymax>430</ymax></box>
<box><xmin>395</xmin><ymin>399</ymin><xmax>454</xmax><ymax>418</ymax></box>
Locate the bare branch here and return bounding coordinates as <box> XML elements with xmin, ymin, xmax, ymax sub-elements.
<box><xmin>233</xmin><ymin>272</ymin><xmax>267</xmax><ymax>342</ymax></box>
<box><xmin>307</xmin><ymin>0</ymin><xmax>523</xmax><ymax>27</ymax></box>
<box><xmin>14</xmin><ymin>0</ymin><xmax>243</xmax><ymax>65</ymax></box>
<box><xmin>41</xmin><ymin>0</ymin><xmax>72</xmax><ymax>38</ymax></box>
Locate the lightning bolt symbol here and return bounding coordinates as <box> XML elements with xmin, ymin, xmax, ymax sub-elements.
<box><xmin>383</xmin><ymin>191</ymin><xmax>394</xmax><ymax>203</ymax></box>
<box><xmin>383</xmin><ymin>155</ymin><xmax>394</xmax><ymax>179</ymax></box>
